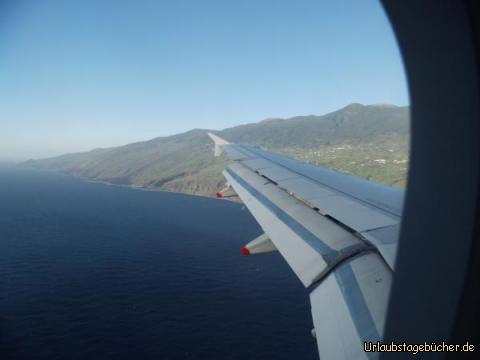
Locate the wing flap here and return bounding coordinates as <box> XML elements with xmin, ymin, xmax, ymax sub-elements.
<box><xmin>360</xmin><ymin>224</ymin><xmax>401</xmax><ymax>268</ymax></box>
<box><xmin>310</xmin><ymin>252</ymin><xmax>391</xmax><ymax>359</ymax></box>
<box><xmin>277</xmin><ymin>176</ymin><xmax>336</xmax><ymax>201</ymax></box>
<box><xmin>309</xmin><ymin>195</ymin><xmax>398</xmax><ymax>232</ymax></box>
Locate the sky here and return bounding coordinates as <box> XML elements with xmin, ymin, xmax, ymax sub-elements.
<box><xmin>0</xmin><ymin>0</ymin><xmax>409</xmax><ymax>159</ymax></box>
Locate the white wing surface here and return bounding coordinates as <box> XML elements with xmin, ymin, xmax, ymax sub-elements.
<box><xmin>209</xmin><ymin>133</ymin><xmax>403</xmax><ymax>359</ymax></box>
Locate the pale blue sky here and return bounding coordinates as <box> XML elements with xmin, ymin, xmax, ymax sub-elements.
<box><xmin>0</xmin><ymin>0</ymin><xmax>408</xmax><ymax>159</ymax></box>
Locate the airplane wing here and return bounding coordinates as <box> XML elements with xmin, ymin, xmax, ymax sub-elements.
<box><xmin>208</xmin><ymin>132</ymin><xmax>404</xmax><ymax>359</ymax></box>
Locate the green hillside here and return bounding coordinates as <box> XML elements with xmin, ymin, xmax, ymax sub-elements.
<box><xmin>27</xmin><ymin>103</ymin><xmax>410</xmax><ymax>196</ymax></box>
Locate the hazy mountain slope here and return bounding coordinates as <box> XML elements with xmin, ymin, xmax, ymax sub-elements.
<box><xmin>27</xmin><ymin>103</ymin><xmax>410</xmax><ymax>196</ymax></box>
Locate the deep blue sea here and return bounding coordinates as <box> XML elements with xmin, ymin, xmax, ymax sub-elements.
<box><xmin>0</xmin><ymin>166</ymin><xmax>317</xmax><ymax>360</ymax></box>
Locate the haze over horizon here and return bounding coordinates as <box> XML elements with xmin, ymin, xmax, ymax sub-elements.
<box><xmin>20</xmin><ymin>102</ymin><xmax>405</xmax><ymax>161</ymax></box>
<box><xmin>0</xmin><ymin>0</ymin><xmax>409</xmax><ymax>159</ymax></box>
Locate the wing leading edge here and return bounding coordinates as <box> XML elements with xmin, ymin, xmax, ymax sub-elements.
<box><xmin>208</xmin><ymin>133</ymin><xmax>403</xmax><ymax>359</ymax></box>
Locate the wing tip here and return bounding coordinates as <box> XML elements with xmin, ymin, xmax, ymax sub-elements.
<box><xmin>208</xmin><ymin>132</ymin><xmax>229</xmax><ymax>156</ymax></box>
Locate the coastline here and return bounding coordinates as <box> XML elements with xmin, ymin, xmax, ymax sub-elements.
<box><xmin>20</xmin><ymin>163</ymin><xmax>240</xmax><ymax>203</ymax></box>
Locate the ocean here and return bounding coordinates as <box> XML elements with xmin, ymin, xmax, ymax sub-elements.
<box><xmin>0</xmin><ymin>166</ymin><xmax>317</xmax><ymax>360</ymax></box>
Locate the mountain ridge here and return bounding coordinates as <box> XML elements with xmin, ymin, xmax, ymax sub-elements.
<box><xmin>27</xmin><ymin>103</ymin><xmax>410</xmax><ymax>197</ymax></box>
